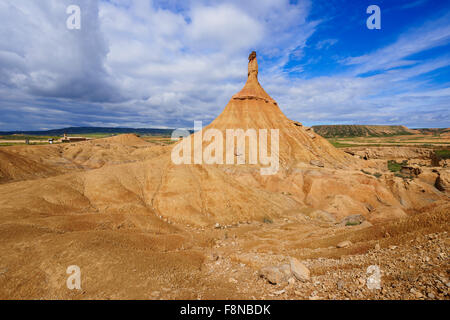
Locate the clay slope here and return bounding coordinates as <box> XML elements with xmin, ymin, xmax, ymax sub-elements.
<box><xmin>0</xmin><ymin>154</ymin><xmax>406</xmax><ymax>226</ymax></box>
<box><xmin>197</xmin><ymin>53</ymin><xmax>355</xmax><ymax>169</ymax></box>
<box><xmin>59</xmin><ymin>133</ymin><xmax>168</xmax><ymax>168</ymax></box>
<box><xmin>343</xmin><ymin>146</ymin><xmax>433</xmax><ymax>160</ymax></box>
<box><xmin>0</xmin><ymin>149</ymin><xmax>61</xmax><ymax>184</ymax></box>
<box><xmin>2</xmin><ymin>137</ymin><xmax>443</xmax><ymax>228</ymax></box>
<box><xmin>0</xmin><ymin>134</ymin><xmax>170</xmax><ymax>184</ymax></box>
<box><xmin>441</xmin><ymin>128</ymin><xmax>450</xmax><ymax>137</ymax></box>
<box><xmin>1</xmin><ymin>53</ymin><xmax>447</xmax><ymax>228</ymax></box>
<box><xmin>0</xmin><ymin>52</ymin><xmax>449</xmax><ymax>300</ymax></box>
<box><xmin>0</xmin><ymin>53</ymin><xmax>443</xmax><ymax>226</ymax></box>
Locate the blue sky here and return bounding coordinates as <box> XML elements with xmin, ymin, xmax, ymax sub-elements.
<box><xmin>0</xmin><ymin>0</ymin><xmax>449</xmax><ymax>130</ymax></box>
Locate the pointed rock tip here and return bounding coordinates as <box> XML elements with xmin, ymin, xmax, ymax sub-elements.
<box><xmin>231</xmin><ymin>50</ymin><xmax>275</xmax><ymax>102</ymax></box>
<box><xmin>248</xmin><ymin>51</ymin><xmax>258</xmax><ymax>78</ymax></box>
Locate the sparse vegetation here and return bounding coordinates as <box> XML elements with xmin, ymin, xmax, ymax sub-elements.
<box><xmin>373</xmin><ymin>172</ymin><xmax>382</xmax><ymax>178</ymax></box>
<box><xmin>388</xmin><ymin>160</ymin><xmax>407</xmax><ymax>172</ymax></box>
<box><xmin>360</xmin><ymin>169</ymin><xmax>382</xmax><ymax>178</ymax></box>
<box><xmin>325</xmin><ymin>131</ymin><xmax>450</xmax><ymax>149</ymax></box>
<box><xmin>329</xmin><ymin>140</ymin><xmax>355</xmax><ymax>148</ymax></box>
<box><xmin>263</xmin><ymin>216</ymin><xmax>273</xmax><ymax>224</ymax></box>
<box><xmin>394</xmin><ymin>172</ymin><xmax>414</xmax><ymax>180</ymax></box>
<box><xmin>142</xmin><ymin>137</ymin><xmax>177</xmax><ymax>145</ymax></box>
<box><xmin>435</xmin><ymin>149</ymin><xmax>450</xmax><ymax>160</ymax></box>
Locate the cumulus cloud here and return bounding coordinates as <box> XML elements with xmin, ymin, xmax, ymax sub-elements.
<box><xmin>0</xmin><ymin>0</ymin><xmax>448</xmax><ymax>130</ymax></box>
<box><xmin>94</xmin><ymin>0</ymin><xmax>316</xmax><ymax>128</ymax></box>
<box><xmin>0</xmin><ymin>0</ymin><xmax>121</xmax><ymax>103</ymax></box>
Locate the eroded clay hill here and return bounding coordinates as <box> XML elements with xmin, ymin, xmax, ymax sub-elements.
<box><xmin>0</xmin><ymin>54</ymin><xmax>447</xmax><ymax>226</ymax></box>
<box><xmin>0</xmin><ymin>148</ymin><xmax>61</xmax><ymax>184</ymax></box>
<box><xmin>201</xmin><ymin>52</ymin><xmax>355</xmax><ymax>169</ymax></box>
<box><xmin>0</xmin><ymin>134</ymin><xmax>169</xmax><ymax>184</ymax></box>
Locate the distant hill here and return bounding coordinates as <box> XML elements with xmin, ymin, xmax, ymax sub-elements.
<box><xmin>312</xmin><ymin>125</ymin><xmax>420</xmax><ymax>138</ymax></box>
<box><xmin>414</xmin><ymin>128</ymin><xmax>450</xmax><ymax>136</ymax></box>
<box><xmin>2</xmin><ymin>125</ymin><xmax>447</xmax><ymax>138</ymax></box>
<box><xmin>0</xmin><ymin>127</ymin><xmax>176</xmax><ymax>136</ymax></box>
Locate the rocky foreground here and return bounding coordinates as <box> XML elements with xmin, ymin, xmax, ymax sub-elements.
<box><xmin>201</xmin><ymin>230</ymin><xmax>449</xmax><ymax>300</ymax></box>
<box><xmin>143</xmin><ymin>202</ymin><xmax>449</xmax><ymax>300</ymax></box>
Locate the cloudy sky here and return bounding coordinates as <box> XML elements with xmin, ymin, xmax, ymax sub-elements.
<box><xmin>0</xmin><ymin>0</ymin><xmax>449</xmax><ymax>131</ymax></box>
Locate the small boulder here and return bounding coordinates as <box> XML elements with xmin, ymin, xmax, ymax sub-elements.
<box><xmin>400</xmin><ymin>166</ymin><xmax>422</xmax><ymax>176</ymax></box>
<box><xmin>279</xmin><ymin>264</ymin><xmax>292</xmax><ymax>277</ymax></box>
<box><xmin>341</xmin><ymin>214</ymin><xmax>365</xmax><ymax>226</ymax></box>
<box><xmin>289</xmin><ymin>257</ymin><xmax>310</xmax><ymax>282</ymax></box>
<box><xmin>344</xmin><ymin>150</ymin><xmax>355</xmax><ymax>156</ymax></box>
<box><xmin>273</xmin><ymin>289</ymin><xmax>286</xmax><ymax>295</ymax></box>
<box><xmin>337</xmin><ymin>240</ymin><xmax>352</xmax><ymax>248</ymax></box>
<box><xmin>410</xmin><ymin>288</ymin><xmax>423</xmax><ymax>299</ymax></box>
<box><xmin>360</xmin><ymin>221</ymin><xmax>373</xmax><ymax>228</ymax></box>
<box><xmin>260</xmin><ymin>266</ymin><xmax>286</xmax><ymax>285</ymax></box>
<box><xmin>310</xmin><ymin>159</ymin><xmax>324</xmax><ymax>167</ymax></box>
<box><xmin>434</xmin><ymin>171</ymin><xmax>449</xmax><ymax>191</ymax></box>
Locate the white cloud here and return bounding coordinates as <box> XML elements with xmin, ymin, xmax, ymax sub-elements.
<box><xmin>0</xmin><ymin>0</ymin><xmax>122</xmax><ymax>103</ymax></box>
<box><xmin>186</xmin><ymin>4</ymin><xmax>263</xmax><ymax>53</ymax></box>
<box><xmin>315</xmin><ymin>39</ymin><xmax>338</xmax><ymax>50</ymax></box>
<box><xmin>0</xmin><ymin>0</ymin><xmax>448</xmax><ymax>130</ymax></box>
<box><xmin>344</xmin><ymin>13</ymin><xmax>450</xmax><ymax>75</ymax></box>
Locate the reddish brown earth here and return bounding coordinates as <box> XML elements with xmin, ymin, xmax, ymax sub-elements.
<box><xmin>0</xmin><ymin>53</ymin><xmax>448</xmax><ymax>300</ymax></box>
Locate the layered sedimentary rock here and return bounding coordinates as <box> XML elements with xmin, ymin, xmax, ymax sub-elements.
<box><xmin>1</xmin><ymin>52</ymin><xmax>447</xmax><ymax>227</ymax></box>
<box><xmin>197</xmin><ymin>51</ymin><xmax>355</xmax><ymax>170</ymax></box>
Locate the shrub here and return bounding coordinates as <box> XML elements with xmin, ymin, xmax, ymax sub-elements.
<box><xmin>388</xmin><ymin>160</ymin><xmax>407</xmax><ymax>172</ymax></box>
<box><xmin>263</xmin><ymin>217</ymin><xmax>273</xmax><ymax>224</ymax></box>
<box><xmin>435</xmin><ymin>149</ymin><xmax>450</xmax><ymax>160</ymax></box>
<box><xmin>394</xmin><ymin>172</ymin><xmax>414</xmax><ymax>180</ymax></box>
<box><xmin>373</xmin><ymin>172</ymin><xmax>382</xmax><ymax>178</ymax></box>
<box><xmin>361</xmin><ymin>170</ymin><xmax>382</xmax><ymax>178</ymax></box>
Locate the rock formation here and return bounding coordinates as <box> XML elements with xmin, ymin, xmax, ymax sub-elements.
<box><xmin>0</xmin><ymin>52</ymin><xmax>446</xmax><ymax>227</ymax></box>
<box><xmin>200</xmin><ymin>51</ymin><xmax>355</xmax><ymax>169</ymax></box>
<box><xmin>0</xmin><ymin>52</ymin><xmax>449</xmax><ymax>299</ymax></box>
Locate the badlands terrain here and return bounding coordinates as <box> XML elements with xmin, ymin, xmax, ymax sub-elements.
<box><xmin>0</xmin><ymin>53</ymin><xmax>449</xmax><ymax>300</ymax></box>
